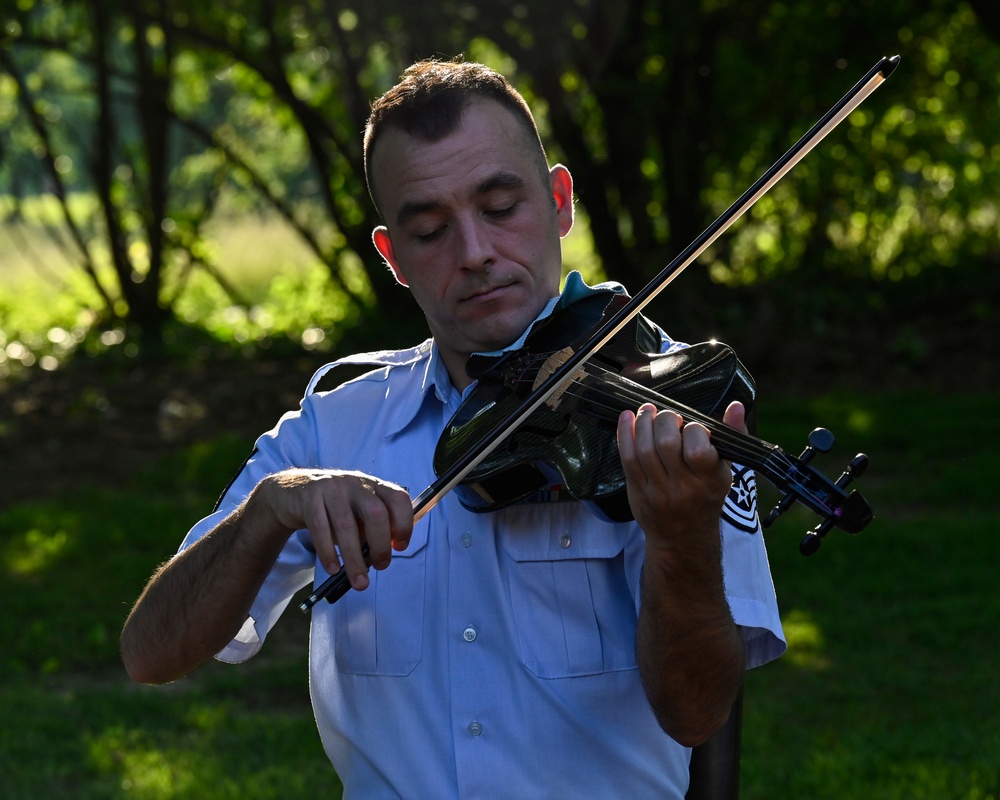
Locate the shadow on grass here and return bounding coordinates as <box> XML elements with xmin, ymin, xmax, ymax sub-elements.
<box><xmin>0</xmin><ymin>435</ymin><xmax>338</xmax><ymax>799</ymax></box>
<box><xmin>742</xmin><ymin>391</ymin><xmax>1000</xmax><ymax>799</ymax></box>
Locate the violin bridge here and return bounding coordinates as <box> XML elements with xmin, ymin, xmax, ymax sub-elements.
<box><xmin>532</xmin><ymin>346</ymin><xmax>587</xmax><ymax>410</ymax></box>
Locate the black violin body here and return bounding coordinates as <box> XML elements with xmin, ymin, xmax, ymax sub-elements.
<box><xmin>301</xmin><ymin>59</ymin><xmax>896</xmax><ymax>610</ymax></box>
<box><xmin>434</xmin><ymin>289</ymin><xmax>873</xmax><ymax>548</ymax></box>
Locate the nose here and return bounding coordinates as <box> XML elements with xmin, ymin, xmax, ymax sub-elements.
<box><xmin>455</xmin><ymin>215</ymin><xmax>495</xmax><ymax>272</ymax></box>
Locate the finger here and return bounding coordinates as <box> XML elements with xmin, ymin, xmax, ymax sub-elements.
<box><xmin>617</xmin><ymin>408</ymin><xmax>637</xmax><ymax>466</ymax></box>
<box><xmin>297</xmin><ymin>491</ymin><xmax>342</xmax><ymax>579</ymax></box>
<box><xmin>618</xmin><ymin>407</ymin><xmax>652</xmax><ymax>485</ymax></box>
<box><xmin>324</xmin><ymin>496</ymin><xmax>370</xmax><ymax>590</ymax></box>
<box><xmin>352</xmin><ymin>489</ymin><xmax>395</xmax><ymax>571</ymax></box>
<box><xmin>375</xmin><ymin>484</ymin><xmax>415</xmax><ymax>552</ymax></box>
<box><xmin>679</xmin><ymin>420</ymin><xmax>718</xmax><ymax>472</ymax></box>
<box><xmin>634</xmin><ymin>403</ymin><xmax>669</xmax><ymax>471</ymax></box>
<box><xmin>722</xmin><ymin>400</ymin><xmax>748</xmax><ymax>434</ymax></box>
<box><xmin>650</xmin><ymin>406</ymin><xmax>684</xmax><ymax>467</ymax></box>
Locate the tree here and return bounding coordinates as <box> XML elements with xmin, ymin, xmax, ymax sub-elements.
<box><xmin>2</xmin><ymin>0</ymin><xmax>997</xmax><ymax>351</ymax></box>
<box><xmin>2</xmin><ymin>1</ymin><xmax>213</xmax><ymax>343</ymax></box>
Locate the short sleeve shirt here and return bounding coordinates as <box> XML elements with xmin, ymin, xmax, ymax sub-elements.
<box><xmin>180</xmin><ymin>280</ymin><xmax>785</xmax><ymax>799</ymax></box>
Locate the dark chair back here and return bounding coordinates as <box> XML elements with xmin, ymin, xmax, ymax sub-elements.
<box><xmin>685</xmin><ymin>687</ymin><xmax>744</xmax><ymax>800</ymax></box>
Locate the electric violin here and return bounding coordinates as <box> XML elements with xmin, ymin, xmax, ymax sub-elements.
<box><xmin>300</xmin><ymin>55</ymin><xmax>898</xmax><ymax>612</ymax></box>
<box><xmin>433</xmin><ymin>288</ymin><xmax>873</xmax><ymax>547</ymax></box>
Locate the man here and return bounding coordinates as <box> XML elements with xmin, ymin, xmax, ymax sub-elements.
<box><xmin>121</xmin><ymin>59</ymin><xmax>784</xmax><ymax>798</ymax></box>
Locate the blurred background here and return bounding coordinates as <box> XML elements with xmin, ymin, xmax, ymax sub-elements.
<box><xmin>1</xmin><ymin>1</ymin><xmax>998</xmax><ymax>798</ymax></box>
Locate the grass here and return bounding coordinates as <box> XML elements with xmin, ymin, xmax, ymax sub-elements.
<box><xmin>0</xmin><ymin>435</ymin><xmax>337</xmax><ymax>800</ymax></box>
<box><xmin>743</xmin><ymin>392</ymin><xmax>1000</xmax><ymax>800</ymax></box>
<box><xmin>1</xmin><ymin>389</ymin><xmax>997</xmax><ymax>798</ymax></box>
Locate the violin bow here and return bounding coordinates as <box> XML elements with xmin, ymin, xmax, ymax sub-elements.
<box><xmin>300</xmin><ymin>55</ymin><xmax>899</xmax><ymax>612</ymax></box>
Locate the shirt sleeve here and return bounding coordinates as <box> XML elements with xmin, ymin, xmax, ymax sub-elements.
<box><xmin>176</xmin><ymin>402</ymin><xmax>322</xmax><ymax>664</ymax></box>
<box><xmin>720</xmin><ymin>514</ymin><xmax>786</xmax><ymax>669</ymax></box>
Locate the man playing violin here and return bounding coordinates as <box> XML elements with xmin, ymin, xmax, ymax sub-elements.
<box><xmin>121</xmin><ymin>59</ymin><xmax>784</xmax><ymax>798</ymax></box>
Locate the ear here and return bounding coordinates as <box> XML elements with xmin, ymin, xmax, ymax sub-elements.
<box><xmin>549</xmin><ymin>164</ymin><xmax>575</xmax><ymax>238</ymax></box>
<box><xmin>373</xmin><ymin>226</ymin><xmax>408</xmax><ymax>287</ymax></box>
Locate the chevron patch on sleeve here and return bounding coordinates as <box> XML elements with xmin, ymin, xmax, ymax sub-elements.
<box><xmin>722</xmin><ymin>465</ymin><xmax>759</xmax><ymax>533</ymax></box>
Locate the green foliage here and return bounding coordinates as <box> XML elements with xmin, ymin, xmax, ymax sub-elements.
<box><xmin>2</xmin><ymin>0</ymin><xmax>999</xmax><ymax>350</ymax></box>
<box><xmin>686</xmin><ymin>2</ymin><xmax>1000</xmax><ymax>288</ymax></box>
<box><xmin>172</xmin><ymin>261</ymin><xmax>364</xmax><ymax>352</ymax></box>
<box><xmin>0</xmin><ymin>208</ymin><xmax>372</xmax><ymax>376</ymax></box>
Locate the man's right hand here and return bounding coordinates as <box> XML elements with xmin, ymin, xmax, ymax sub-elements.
<box><xmin>256</xmin><ymin>469</ymin><xmax>415</xmax><ymax>591</ymax></box>
<box><xmin>121</xmin><ymin>468</ymin><xmax>413</xmax><ymax>684</ymax></box>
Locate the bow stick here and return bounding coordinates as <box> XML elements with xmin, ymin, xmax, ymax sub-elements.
<box><xmin>300</xmin><ymin>54</ymin><xmax>900</xmax><ymax>612</ymax></box>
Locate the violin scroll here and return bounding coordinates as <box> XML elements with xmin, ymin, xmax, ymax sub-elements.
<box><xmin>762</xmin><ymin>427</ymin><xmax>873</xmax><ymax>555</ymax></box>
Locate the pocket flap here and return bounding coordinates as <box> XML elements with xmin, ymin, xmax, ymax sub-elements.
<box><xmin>499</xmin><ymin>504</ymin><xmax>627</xmax><ymax>562</ymax></box>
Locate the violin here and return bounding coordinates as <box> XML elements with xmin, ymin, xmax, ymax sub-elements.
<box><xmin>433</xmin><ymin>288</ymin><xmax>873</xmax><ymax>545</ymax></box>
<box><xmin>299</xmin><ymin>55</ymin><xmax>897</xmax><ymax>612</ymax></box>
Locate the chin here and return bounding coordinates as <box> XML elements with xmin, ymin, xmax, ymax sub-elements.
<box><xmin>477</xmin><ymin>316</ymin><xmax>536</xmax><ymax>352</ymax></box>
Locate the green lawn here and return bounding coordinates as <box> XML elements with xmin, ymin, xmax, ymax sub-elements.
<box><xmin>743</xmin><ymin>392</ymin><xmax>1000</xmax><ymax>800</ymax></box>
<box><xmin>1</xmin><ymin>390</ymin><xmax>996</xmax><ymax>798</ymax></box>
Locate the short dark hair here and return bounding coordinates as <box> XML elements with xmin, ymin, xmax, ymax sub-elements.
<box><xmin>364</xmin><ymin>58</ymin><xmax>549</xmax><ymax>216</ymax></box>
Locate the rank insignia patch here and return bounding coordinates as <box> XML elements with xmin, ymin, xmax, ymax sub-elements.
<box><xmin>722</xmin><ymin>465</ymin><xmax>759</xmax><ymax>533</ymax></box>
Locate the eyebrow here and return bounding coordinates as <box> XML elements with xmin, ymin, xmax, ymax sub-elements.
<box><xmin>395</xmin><ymin>170</ymin><xmax>527</xmax><ymax>228</ymax></box>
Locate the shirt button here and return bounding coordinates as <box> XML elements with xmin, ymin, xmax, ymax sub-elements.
<box><xmin>560</xmin><ymin>533</ymin><xmax>572</xmax><ymax>549</ymax></box>
<box><xmin>468</xmin><ymin>721</ymin><xmax>483</xmax><ymax>737</ymax></box>
<box><xmin>463</xmin><ymin>626</ymin><xmax>477</xmax><ymax>642</ymax></box>
<box><xmin>461</xmin><ymin>532</ymin><xmax>473</xmax><ymax>548</ymax></box>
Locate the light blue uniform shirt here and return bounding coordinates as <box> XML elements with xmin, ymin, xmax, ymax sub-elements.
<box><xmin>180</xmin><ymin>274</ymin><xmax>785</xmax><ymax>799</ymax></box>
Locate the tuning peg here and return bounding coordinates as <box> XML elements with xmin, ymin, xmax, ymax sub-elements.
<box><xmin>800</xmin><ymin>517</ymin><xmax>836</xmax><ymax>556</ymax></box>
<box><xmin>763</xmin><ymin>493</ymin><xmax>794</xmax><ymax>528</ymax></box>
<box><xmin>836</xmin><ymin>453</ymin><xmax>869</xmax><ymax>487</ymax></box>
<box><xmin>805</xmin><ymin>428</ymin><xmax>835</xmax><ymax>457</ymax></box>
<box><xmin>763</xmin><ymin>428</ymin><xmax>837</xmax><ymax>529</ymax></box>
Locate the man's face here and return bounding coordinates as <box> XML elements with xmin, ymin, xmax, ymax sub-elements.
<box><xmin>370</xmin><ymin>98</ymin><xmax>574</xmax><ymax>387</ymax></box>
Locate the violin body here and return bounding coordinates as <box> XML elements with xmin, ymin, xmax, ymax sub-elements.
<box><xmin>434</xmin><ymin>288</ymin><xmax>873</xmax><ymax>546</ymax></box>
<box><xmin>303</xmin><ymin>57</ymin><xmax>897</xmax><ymax>609</ymax></box>
<box><xmin>434</xmin><ymin>290</ymin><xmax>756</xmax><ymax>521</ymax></box>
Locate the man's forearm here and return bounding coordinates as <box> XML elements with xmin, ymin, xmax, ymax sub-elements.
<box><xmin>120</xmin><ymin>487</ymin><xmax>292</xmax><ymax>685</ymax></box>
<box><xmin>636</xmin><ymin>535</ymin><xmax>746</xmax><ymax>747</ymax></box>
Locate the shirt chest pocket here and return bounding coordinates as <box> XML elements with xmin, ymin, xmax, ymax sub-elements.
<box><xmin>499</xmin><ymin>509</ymin><xmax>639</xmax><ymax>679</ymax></box>
<box><xmin>331</xmin><ymin>521</ymin><xmax>429</xmax><ymax>676</ymax></box>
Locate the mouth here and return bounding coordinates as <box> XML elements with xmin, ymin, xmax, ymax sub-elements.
<box><xmin>461</xmin><ymin>281</ymin><xmax>515</xmax><ymax>302</ymax></box>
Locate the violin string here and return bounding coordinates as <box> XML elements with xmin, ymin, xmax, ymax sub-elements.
<box><xmin>505</xmin><ymin>353</ymin><xmax>831</xmax><ymax>510</ymax></box>
<box><xmin>554</xmin><ymin>366</ymin><xmax>835</xmax><ymax>509</ymax></box>
<box><xmin>509</xmin><ymin>354</ymin><xmax>782</xmax><ymax>467</ymax></box>
<box><xmin>582</xmin><ymin>370</ymin><xmax>785</xmax><ymax>468</ymax></box>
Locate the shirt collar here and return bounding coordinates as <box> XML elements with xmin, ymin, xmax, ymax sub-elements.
<box><xmin>471</xmin><ymin>270</ymin><xmax>626</xmax><ymax>360</ymax></box>
<box><xmin>379</xmin><ymin>339</ymin><xmax>462</xmax><ymax>439</ymax></box>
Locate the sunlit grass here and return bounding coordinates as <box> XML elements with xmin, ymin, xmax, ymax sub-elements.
<box><xmin>0</xmin><ymin>435</ymin><xmax>335</xmax><ymax>798</ymax></box>
<box><xmin>778</xmin><ymin>609</ymin><xmax>829</xmax><ymax>671</ymax></box>
<box><xmin>0</xmin><ymin>678</ymin><xmax>335</xmax><ymax>800</ymax></box>
<box><xmin>0</xmin><ymin>208</ymin><xmax>356</xmax><ymax>375</ymax></box>
<box><xmin>741</xmin><ymin>391</ymin><xmax>1000</xmax><ymax>799</ymax></box>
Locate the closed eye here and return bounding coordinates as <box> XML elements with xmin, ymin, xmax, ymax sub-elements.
<box><xmin>485</xmin><ymin>203</ymin><xmax>517</xmax><ymax>220</ymax></box>
<box><xmin>415</xmin><ymin>227</ymin><xmax>445</xmax><ymax>243</ymax></box>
